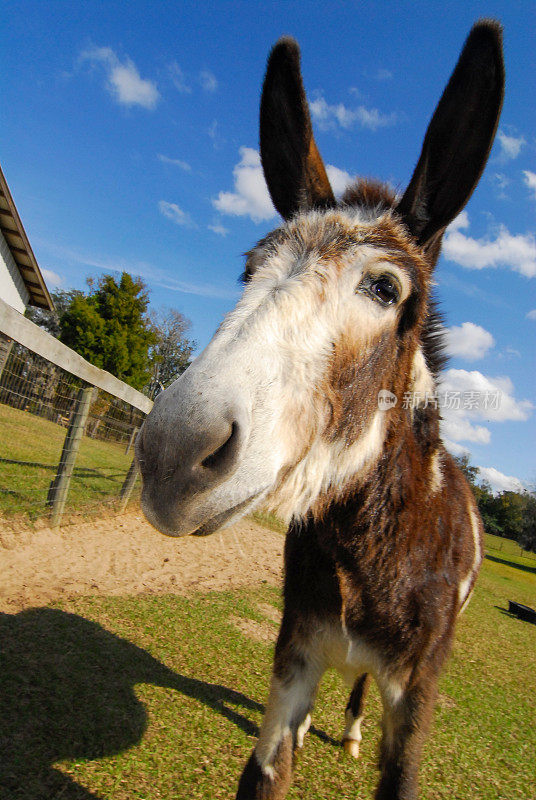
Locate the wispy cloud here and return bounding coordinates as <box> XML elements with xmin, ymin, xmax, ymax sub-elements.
<box><xmin>476</xmin><ymin>466</ymin><xmax>526</xmax><ymax>494</ymax></box>
<box><xmin>526</xmin><ymin>309</ymin><xmax>536</xmax><ymax>320</ymax></box>
<box><xmin>199</xmin><ymin>69</ymin><xmax>218</xmax><ymax>92</ymax></box>
<box><xmin>490</xmin><ymin>172</ymin><xmax>510</xmax><ymax>199</ymax></box>
<box><xmin>443</xmin><ymin>212</ymin><xmax>536</xmax><ymax>278</ymax></box>
<box><xmin>169</xmin><ymin>61</ymin><xmax>191</xmax><ymax>93</ymax></box>
<box><xmin>80</xmin><ymin>46</ymin><xmax>160</xmax><ymax>109</ymax></box>
<box><xmin>523</xmin><ymin>170</ymin><xmax>536</xmax><ymax>201</ymax></box>
<box><xmin>444</xmin><ymin>322</ymin><xmax>494</xmax><ymax>361</ymax></box>
<box><xmin>208</xmin><ymin>222</ymin><xmax>229</xmax><ymax>237</ymax></box>
<box><xmin>158</xmin><ymin>200</ymin><xmax>195</xmax><ymax>227</ymax></box>
<box><xmin>36</xmin><ymin>240</ymin><xmax>238</xmax><ymax>300</ymax></box>
<box><xmin>497</xmin><ymin>129</ymin><xmax>526</xmax><ymax>161</ymax></box>
<box><xmin>309</xmin><ymin>95</ymin><xmax>396</xmax><ymax>132</ymax></box>
<box><xmin>157</xmin><ymin>154</ymin><xmax>191</xmax><ymax>172</ymax></box>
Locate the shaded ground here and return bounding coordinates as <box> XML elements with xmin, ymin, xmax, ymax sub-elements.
<box><xmin>0</xmin><ymin>511</ymin><xmax>284</xmax><ymax>611</ymax></box>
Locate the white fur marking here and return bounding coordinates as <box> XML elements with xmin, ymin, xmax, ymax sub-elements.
<box><xmin>458</xmin><ymin>505</ymin><xmax>482</xmax><ymax>610</ymax></box>
<box><xmin>296</xmin><ymin>713</ymin><xmax>311</xmax><ymax>748</ymax></box>
<box><xmin>410</xmin><ymin>347</ymin><xmax>435</xmax><ymax>401</ymax></box>
<box><xmin>343</xmin><ymin>708</ymin><xmax>364</xmax><ymax>743</ymax></box>
<box><xmin>429</xmin><ymin>450</ymin><xmax>443</xmax><ymax>495</ymax></box>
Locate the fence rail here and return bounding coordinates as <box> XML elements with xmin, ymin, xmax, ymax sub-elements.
<box><xmin>0</xmin><ymin>298</ymin><xmax>153</xmax><ymax>528</ymax></box>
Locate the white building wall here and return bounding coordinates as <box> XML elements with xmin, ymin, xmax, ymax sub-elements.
<box><xmin>0</xmin><ymin>229</ymin><xmax>29</xmax><ymax>313</ymax></box>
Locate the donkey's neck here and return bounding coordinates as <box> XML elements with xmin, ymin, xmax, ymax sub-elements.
<box><xmin>309</xmin><ymin>402</ymin><xmax>442</xmax><ymax>531</ymax></box>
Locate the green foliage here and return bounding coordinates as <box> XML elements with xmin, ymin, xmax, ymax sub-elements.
<box><xmin>453</xmin><ymin>455</ymin><xmax>536</xmax><ymax>550</ymax></box>
<box><xmin>58</xmin><ymin>274</ymin><xmax>156</xmax><ymax>390</ymax></box>
<box><xmin>27</xmin><ymin>275</ymin><xmax>196</xmax><ymax>394</ymax></box>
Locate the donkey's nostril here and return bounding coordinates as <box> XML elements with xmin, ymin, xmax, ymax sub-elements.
<box><xmin>201</xmin><ymin>421</ymin><xmax>241</xmax><ymax>473</ymax></box>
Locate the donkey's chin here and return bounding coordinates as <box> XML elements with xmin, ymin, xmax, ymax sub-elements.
<box><xmin>141</xmin><ymin>489</ymin><xmax>264</xmax><ymax>538</ymax></box>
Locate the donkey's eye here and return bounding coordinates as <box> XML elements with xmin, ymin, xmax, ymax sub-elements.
<box><xmin>358</xmin><ymin>274</ymin><xmax>400</xmax><ymax>306</ymax></box>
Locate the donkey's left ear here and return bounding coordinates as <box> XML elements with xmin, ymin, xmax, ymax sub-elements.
<box><xmin>260</xmin><ymin>37</ymin><xmax>335</xmax><ymax>220</ymax></box>
<box><xmin>397</xmin><ymin>20</ymin><xmax>504</xmax><ymax>247</ymax></box>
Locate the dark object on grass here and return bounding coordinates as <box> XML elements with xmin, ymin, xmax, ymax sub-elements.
<box><xmin>508</xmin><ymin>600</ymin><xmax>536</xmax><ymax>624</ymax></box>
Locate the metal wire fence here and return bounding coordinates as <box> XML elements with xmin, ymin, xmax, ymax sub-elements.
<box><xmin>0</xmin><ymin>312</ymin><xmax>152</xmax><ymax>530</ymax></box>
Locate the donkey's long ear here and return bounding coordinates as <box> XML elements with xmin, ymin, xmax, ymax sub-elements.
<box><xmin>397</xmin><ymin>20</ymin><xmax>504</xmax><ymax>246</ymax></box>
<box><xmin>260</xmin><ymin>37</ymin><xmax>335</xmax><ymax>220</ymax></box>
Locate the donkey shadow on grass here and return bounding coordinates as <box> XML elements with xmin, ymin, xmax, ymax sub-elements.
<box><xmin>0</xmin><ymin>608</ymin><xmax>337</xmax><ymax>799</ymax></box>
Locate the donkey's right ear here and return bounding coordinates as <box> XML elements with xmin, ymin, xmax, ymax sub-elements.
<box><xmin>397</xmin><ymin>20</ymin><xmax>504</xmax><ymax>247</ymax></box>
<box><xmin>260</xmin><ymin>38</ymin><xmax>335</xmax><ymax>220</ymax></box>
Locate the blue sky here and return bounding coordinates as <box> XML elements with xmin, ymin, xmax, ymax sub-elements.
<box><xmin>1</xmin><ymin>1</ymin><xmax>534</xmax><ymax>491</ymax></box>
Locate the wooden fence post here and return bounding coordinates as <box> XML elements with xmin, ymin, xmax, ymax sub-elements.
<box><xmin>125</xmin><ymin>425</ymin><xmax>139</xmax><ymax>455</ymax></box>
<box><xmin>47</xmin><ymin>386</ymin><xmax>95</xmax><ymax>527</ymax></box>
<box><xmin>119</xmin><ymin>456</ymin><xmax>139</xmax><ymax>513</ymax></box>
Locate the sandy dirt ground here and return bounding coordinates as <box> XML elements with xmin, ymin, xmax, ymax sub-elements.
<box><xmin>0</xmin><ymin>511</ymin><xmax>284</xmax><ymax>612</ymax></box>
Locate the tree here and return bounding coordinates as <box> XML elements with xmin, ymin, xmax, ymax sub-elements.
<box><xmin>25</xmin><ymin>289</ymin><xmax>84</xmax><ymax>337</ymax></box>
<box><xmin>453</xmin><ymin>454</ymin><xmax>480</xmax><ymax>487</ymax></box>
<box><xmin>519</xmin><ymin>493</ymin><xmax>536</xmax><ymax>553</ymax></box>
<box><xmin>59</xmin><ymin>273</ymin><xmax>156</xmax><ymax>391</ymax></box>
<box><xmin>148</xmin><ymin>308</ymin><xmax>195</xmax><ymax>389</ymax></box>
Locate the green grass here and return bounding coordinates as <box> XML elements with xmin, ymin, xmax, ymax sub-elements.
<box><xmin>1</xmin><ymin>557</ymin><xmax>534</xmax><ymax>800</ymax></box>
<box><xmin>0</xmin><ymin>403</ymin><xmax>138</xmax><ymax>523</ymax></box>
<box><xmin>484</xmin><ymin>532</ymin><xmax>536</xmax><ymax>569</ymax></box>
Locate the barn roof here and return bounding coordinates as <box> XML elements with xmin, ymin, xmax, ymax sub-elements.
<box><xmin>0</xmin><ymin>164</ymin><xmax>54</xmax><ymax>311</ymax></box>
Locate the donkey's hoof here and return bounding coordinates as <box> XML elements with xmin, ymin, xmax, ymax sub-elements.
<box><xmin>342</xmin><ymin>738</ymin><xmax>360</xmax><ymax>758</ymax></box>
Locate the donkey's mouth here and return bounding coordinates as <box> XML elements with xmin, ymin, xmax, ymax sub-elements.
<box><xmin>142</xmin><ymin>488</ymin><xmax>264</xmax><ymax>538</ymax></box>
<box><xmin>191</xmin><ymin>494</ymin><xmax>262</xmax><ymax>536</ymax></box>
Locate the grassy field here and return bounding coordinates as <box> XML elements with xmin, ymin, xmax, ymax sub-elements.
<box><xmin>0</xmin><ymin>403</ymin><xmax>138</xmax><ymax>522</ymax></box>
<box><xmin>1</xmin><ymin>552</ymin><xmax>534</xmax><ymax>800</ymax></box>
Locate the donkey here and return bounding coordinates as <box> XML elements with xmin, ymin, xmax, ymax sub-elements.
<box><xmin>137</xmin><ymin>20</ymin><xmax>504</xmax><ymax>800</ymax></box>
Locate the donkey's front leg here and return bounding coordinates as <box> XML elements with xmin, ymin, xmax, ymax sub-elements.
<box><xmin>235</xmin><ymin>633</ymin><xmax>323</xmax><ymax>800</ymax></box>
<box><xmin>375</xmin><ymin>673</ymin><xmax>439</xmax><ymax>800</ymax></box>
<box><xmin>343</xmin><ymin>672</ymin><xmax>371</xmax><ymax>758</ymax></box>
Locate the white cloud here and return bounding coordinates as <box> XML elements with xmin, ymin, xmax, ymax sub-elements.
<box><xmin>477</xmin><ymin>466</ymin><xmax>526</xmax><ymax>495</ymax></box>
<box><xmin>443</xmin><ymin>439</ymin><xmax>470</xmax><ymax>458</ymax></box>
<box><xmin>41</xmin><ymin>268</ymin><xmax>62</xmax><ymax>288</ymax></box>
<box><xmin>439</xmin><ymin>368</ymin><xmax>533</xmax><ymax>448</ymax></box>
<box><xmin>199</xmin><ymin>69</ymin><xmax>218</xmax><ymax>92</ymax></box>
<box><xmin>523</xmin><ymin>170</ymin><xmax>536</xmax><ymax>201</ymax></box>
<box><xmin>208</xmin><ymin>222</ymin><xmax>229</xmax><ymax>236</ymax></box>
<box><xmin>213</xmin><ymin>147</ymin><xmax>275</xmax><ymax>223</ymax></box>
<box><xmin>157</xmin><ymin>154</ymin><xmax>191</xmax><ymax>171</ymax></box>
<box><xmin>497</xmin><ymin>130</ymin><xmax>526</xmax><ymax>160</ymax></box>
<box><xmin>169</xmin><ymin>61</ymin><xmax>191</xmax><ymax>93</ymax></box>
<box><xmin>81</xmin><ymin>47</ymin><xmax>160</xmax><ymax>109</ymax></box>
<box><xmin>309</xmin><ymin>96</ymin><xmax>396</xmax><ymax>132</ymax></box>
<box><xmin>527</xmin><ymin>309</ymin><xmax>536</xmax><ymax>320</ymax></box>
<box><xmin>213</xmin><ymin>148</ymin><xmax>356</xmax><ymax>223</ymax></box>
<box><xmin>444</xmin><ymin>322</ymin><xmax>494</xmax><ymax>361</ymax></box>
<box><xmin>443</xmin><ymin>213</ymin><xmax>536</xmax><ymax>278</ymax></box>
<box><xmin>325</xmin><ymin>165</ymin><xmax>354</xmax><ymax>196</ymax></box>
<box><xmin>158</xmin><ymin>200</ymin><xmax>194</xmax><ymax>227</ymax></box>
